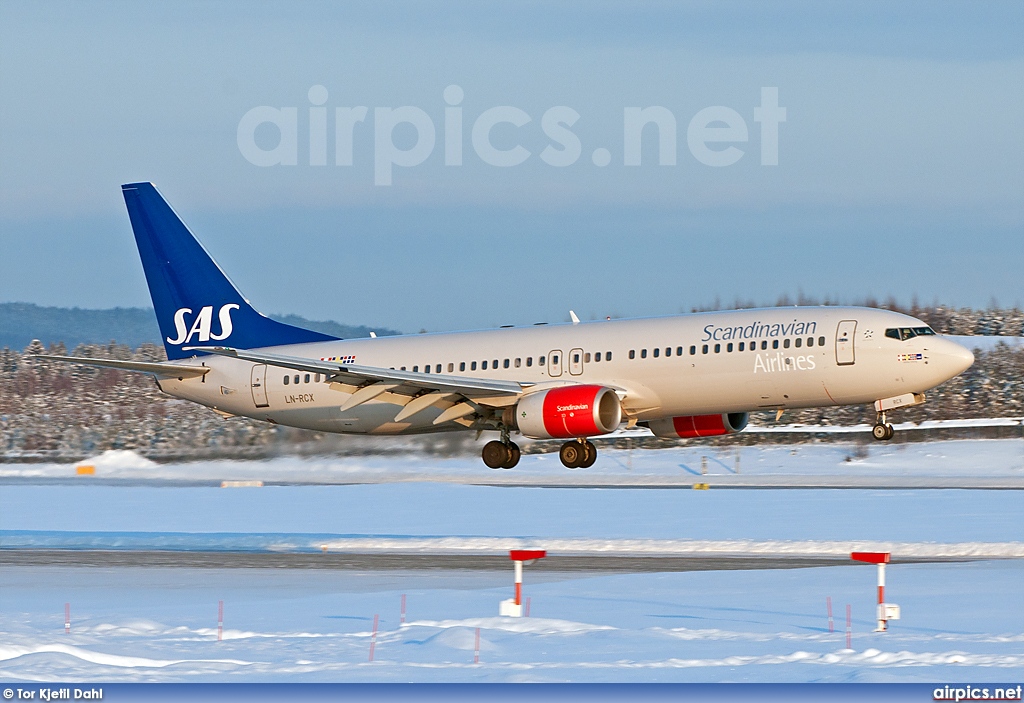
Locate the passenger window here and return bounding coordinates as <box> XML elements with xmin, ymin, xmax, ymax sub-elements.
<box><xmin>641</xmin><ymin>349</ymin><xmax>647</xmax><ymax>359</ymax></box>
<box><xmin>761</xmin><ymin>340</ymin><xmax>768</xmax><ymax>350</ymax></box>
<box><xmin>595</xmin><ymin>352</ymin><xmax>602</xmax><ymax>362</ymax></box>
<box><xmin>436</xmin><ymin>364</ymin><xmax>442</xmax><ymax>373</ymax></box>
<box><xmin>294</xmin><ymin>374</ymin><xmax>300</xmax><ymax>384</ymax></box>
<box><xmin>573</xmin><ymin>353</ymin><xmax>580</xmax><ymax>363</ymax></box>
<box><xmin>677</xmin><ymin>346</ymin><xmax>683</xmax><ymax>356</ymax></box>
<box><xmin>304</xmin><ymin>373</ymin><xmax>310</xmax><ymax>383</ymax></box>
<box><xmin>795</xmin><ymin>338</ymin><xmax>802</xmax><ymax>348</ymax></box>
<box><xmin>702</xmin><ymin>344</ymin><xmax>709</xmax><ymax>354</ymax></box>
<box><xmin>515</xmin><ymin>358</ymin><xmax>521</xmax><ymax>367</ymax></box>
<box><xmin>424</xmin><ymin>365</ymin><xmax>430</xmax><ymax>373</ymax></box>
<box><xmin>690</xmin><ymin>345</ymin><xmax>696</xmax><ymax>355</ymax></box>
<box><xmin>539</xmin><ymin>356</ymin><xmax>546</xmax><ymax>365</ymax></box>
<box><xmin>283</xmin><ymin>375</ymin><xmax>289</xmax><ymax>385</ymax></box>
<box><xmin>727</xmin><ymin>343</ymin><xmax>733</xmax><ymax>352</ymax></box>
<box><xmin>806</xmin><ymin>337</ymin><xmax>814</xmax><ymax>347</ymax></box>
<box><xmin>783</xmin><ymin>339</ymin><xmax>790</xmax><ymax>349</ymax></box>
<box><xmin>471</xmin><ymin>361</ymin><xmax>477</xmax><ymax>370</ymax></box>
<box><xmin>714</xmin><ymin>343</ymin><xmax>721</xmax><ymax>353</ymax></box>
<box><xmin>653</xmin><ymin>348</ymin><xmax>659</xmax><ymax>358</ymax></box>
<box><xmin>772</xmin><ymin>340</ymin><xmax>779</xmax><ymax>350</ymax></box>
<box><xmin>818</xmin><ymin>336</ymin><xmax>826</xmax><ymax>346</ymax></box>
<box><xmin>665</xmin><ymin>347</ymin><xmax>671</xmax><ymax>357</ymax></box>
<box><xmin>606</xmin><ymin>351</ymin><xmax>612</xmax><ymax>361</ymax></box>
<box><xmin>315</xmin><ymin>373</ymin><xmax>321</xmax><ymax>382</ymax></box>
<box><xmin>629</xmin><ymin>350</ymin><xmax>636</xmax><ymax>359</ymax></box>
<box><xmin>584</xmin><ymin>353</ymin><xmax>591</xmax><ymax>363</ymax></box>
<box><xmin>413</xmin><ymin>365</ymin><xmax>419</xmax><ymax>372</ymax></box>
<box><xmin>493</xmin><ymin>359</ymin><xmax>498</xmax><ymax>368</ymax></box>
<box><xmin>401</xmin><ymin>366</ymin><xmax>407</xmax><ymax>371</ymax></box>
<box><xmin>459</xmin><ymin>362</ymin><xmax>466</xmax><ymax>371</ymax></box>
<box><xmin>503</xmin><ymin>359</ymin><xmax>510</xmax><ymax>369</ymax></box>
<box><xmin>552</xmin><ymin>355</ymin><xmax>559</xmax><ymax>365</ymax></box>
<box><xmin>481</xmin><ymin>360</ymin><xmax>487</xmax><ymax>370</ymax></box>
<box><xmin>526</xmin><ymin>357</ymin><xmax>533</xmax><ymax>367</ymax></box>
<box><xmin>738</xmin><ymin>342</ymin><xmax>744</xmax><ymax>351</ymax></box>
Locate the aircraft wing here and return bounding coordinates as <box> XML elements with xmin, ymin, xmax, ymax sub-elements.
<box><xmin>35</xmin><ymin>354</ymin><xmax>211</xmax><ymax>379</ymax></box>
<box><xmin>185</xmin><ymin>346</ymin><xmax>529</xmax><ymax>398</ymax></box>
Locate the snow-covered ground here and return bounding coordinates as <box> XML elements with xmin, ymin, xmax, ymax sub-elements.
<box><xmin>1</xmin><ymin>439</ymin><xmax>1022</xmax><ymax>682</ymax></box>
<box><xmin>2</xmin><ymin>561</ymin><xmax>1022</xmax><ymax>682</ymax></box>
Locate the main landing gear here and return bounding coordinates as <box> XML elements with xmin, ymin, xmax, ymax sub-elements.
<box><xmin>482</xmin><ymin>440</ymin><xmax>520</xmax><ymax>469</ymax></box>
<box><xmin>559</xmin><ymin>439</ymin><xmax>597</xmax><ymax>469</ymax></box>
<box><xmin>872</xmin><ymin>411</ymin><xmax>895</xmax><ymax>441</ymax></box>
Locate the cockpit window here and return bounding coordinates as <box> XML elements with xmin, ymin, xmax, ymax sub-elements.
<box><xmin>885</xmin><ymin>326</ymin><xmax>937</xmax><ymax>341</ymax></box>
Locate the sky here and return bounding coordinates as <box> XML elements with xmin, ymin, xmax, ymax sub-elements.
<box><xmin>1</xmin><ymin>1</ymin><xmax>1022</xmax><ymax>333</ymax></box>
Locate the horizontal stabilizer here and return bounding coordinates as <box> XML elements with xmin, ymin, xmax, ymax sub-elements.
<box><xmin>35</xmin><ymin>354</ymin><xmax>210</xmax><ymax>379</ymax></box>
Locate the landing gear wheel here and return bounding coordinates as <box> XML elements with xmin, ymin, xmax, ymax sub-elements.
<box><xmin>872</xmin><ymin>424</ymin><xmax>895</xmax><ymax>441</ymax></box>
<box><xmin>559</xmin><ymin>441</ymin><xmax>585</xmax><ymax>469</ymax></box>
<box><xmin>482</xmin><ymin>440</ymin><xmax>510</xmax><ymax>469</ymax></box>
<box><xmin>501</xmin><ymin>442</ymin><xmax>521</xmax><ymax>469</ymax></box>
<box><xmin>579</xmin><ymin>440</ymin><xmax>597</xmax><ymax>468</ymax></box>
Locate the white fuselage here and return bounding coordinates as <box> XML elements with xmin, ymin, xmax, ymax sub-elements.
<box><xmin>156</xmin><ymin>306</ymin><xmax>974</xmax><ymax>435</ymax></box>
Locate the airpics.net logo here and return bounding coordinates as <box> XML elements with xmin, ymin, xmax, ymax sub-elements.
<box><xmin>237</xmin><ymin>85</ymin><xmax>786</xmax><ymax>185</ymax></box>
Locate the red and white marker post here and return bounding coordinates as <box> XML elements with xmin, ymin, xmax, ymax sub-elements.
<box><xmin>826</xmin><ymin>596</ymin><xmax>834</xmax><ymax>633</ymax></box>
<box><xmin>217</xmin><ymin>600</ymin><xmax>224</xmax><ymax>641</ymax></box>
<box><xmin>64</xmin><ymin>603</ymin><xmax>70</xmax><ymax>635</ymax></box>
<box><xmin>400</xmin><ymin>594</ymin><xmax>406</xmax><ymax>625</ymax></box>
<box><xmin>851</xmin><ymin>551</ymin><xmax>900</xmax><ymax>632</ymax></box>
<box><xmin>368</xmin><ymin>613</ymin><xmax>379</xmax><ymax>662</ymax></box>
<box><xmin>499</xmin><ymin>550</ymin><xmax>546</xmax><ymax>617</ymax></box>
<box><xmin>845</xmin><ymin>604</ymin><xmax>852</xmax><ymax>649</ymax></box>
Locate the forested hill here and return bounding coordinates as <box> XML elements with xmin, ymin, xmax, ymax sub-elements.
<box><xmin>0</xmin><ymin>303</ymin><xmax>400</xmax><ymax>350</ymax></box>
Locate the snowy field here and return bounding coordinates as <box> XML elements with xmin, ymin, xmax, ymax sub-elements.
<box><xmin>2</xmin><ymin>562</ymin><xmax>1023</xmax><ymax>682</ymax></box>
<box><xmin>1</xmin><ymin>439</ymin><xmax>1022</xmax><ymax>682</ymax></box>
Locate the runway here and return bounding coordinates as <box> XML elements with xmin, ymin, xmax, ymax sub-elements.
<box><xmin>4</xmin><ymin>475</ymin><xmax>1024</xmax><ymax>489</ymax></box>
<box><xmin>0</xmin><ymin>549</ymin><xmax>995</xmax><ymax>571</ymax></box>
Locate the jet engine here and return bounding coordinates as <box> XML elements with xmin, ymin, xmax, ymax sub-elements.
<box><xmin>512</xmin><ymin>385</ymin><xmax>622</xmax><ymax>440</ymax></box>
<box><xmin>646</xmin><ymin>412</ymin><xmax>748</xmax><ymax>439</ymax></box>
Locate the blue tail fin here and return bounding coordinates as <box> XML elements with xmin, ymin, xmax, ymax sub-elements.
<box><xmin>122</xmin><ymin>182</ymin><xmax>337</xmax><ymax>360</ymax></box>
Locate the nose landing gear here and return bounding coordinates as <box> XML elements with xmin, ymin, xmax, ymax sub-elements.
<box><xmin>559</xmin><ymin>439</ymin><xmax>597</xmax><ymax>468</ymax></box>
<box><xmin>871</xmin><ymin>411</ymin><xmax>895</xmax><ymax>441</ymax></box>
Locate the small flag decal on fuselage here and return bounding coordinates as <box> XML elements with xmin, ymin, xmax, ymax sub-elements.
<box><xmin>321</xmin><ymin>355</ymin><xmax>356</xmax><ymax>364</ymax></box>
<box><xmin>897</xmin><ymin>353</ymin><xmax>923</xmax><ymax>362</ymax></box>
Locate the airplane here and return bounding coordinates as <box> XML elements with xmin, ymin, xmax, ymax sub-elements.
<box><xmin>39</xmin><ymin>182</ymin><xmax>976</xmax><ymax>469</ymax></box>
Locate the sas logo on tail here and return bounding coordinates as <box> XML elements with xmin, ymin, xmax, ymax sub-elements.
<box><xmin>166</xmin><ymin>304</ymin><xmax>240</xmax><ymax>345</ymax></box>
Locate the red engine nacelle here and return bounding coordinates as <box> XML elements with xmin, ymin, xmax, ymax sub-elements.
<box><xmin>647</xmin><ymin>413</ymin><xmax>749</xmax><ymax>439</ymax></box>
<box><xmin>515</xmin><ymin>385</ymin><xmax>622</xmax><ymax>440</ymax></box>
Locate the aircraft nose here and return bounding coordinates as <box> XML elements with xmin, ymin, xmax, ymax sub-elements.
<box><xmin>939</xmin><ymin>337</ymin><xmax>975</xmax><ymax>377</ymax></box>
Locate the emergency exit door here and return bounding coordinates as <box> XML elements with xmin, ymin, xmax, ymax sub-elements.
<box><xmin>835</xmin><ymin>320</ymin><xmax>857</xmax><ymax>366</ymax></box>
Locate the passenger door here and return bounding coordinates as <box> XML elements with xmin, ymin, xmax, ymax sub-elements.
<box><xmin>835</xmin><ymin>320</ymin><xmax>857</xmax><ymax>366</ymax></box>
<box><xmin>251</xmin><ymin>364</ymin><xmax>270</xmax><ymax>407</ymax></box>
